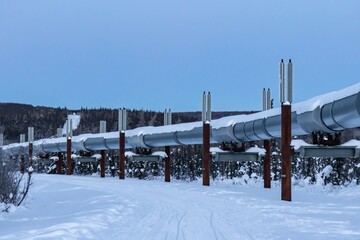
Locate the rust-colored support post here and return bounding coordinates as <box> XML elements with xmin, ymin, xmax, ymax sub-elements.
<box><xmin>281</xmin><ymin>103</ymin><xmax>292</xmax><ymax>201</ymax></box>
<box><xmin>20</xmin><ymin>155</ymin><xmax>25</xmax><ymax>174</ymax></box>
<box><xmin>119</xmin><ymin>131</ymin><xmax>125</xmax><ymax>179</ymax></box>
<box><xmin>203</xmin><ymin>122</ymin><xmax>210</xmax><ymax>186</ymax></box>
<box><xmin>57</xmin><ymin>152</ymin><xmax>63</xmax><ymax>174</ymax></box>
<box><xmin>264</xmin><ymin>139</ymin><xmax>271</xmax><ymax>188</ymax></box>
<box><xmin>66</xmin><ymin>138</ymin><xmax>72</xmax><ymax>175</ymax></box>
<box><xmin>28</xmin><ymin>142</ymin><xmax>33</xmax><ymax>169</ymax></box>
<box><xmin>165</xmin><ymin>146</ymin><xmax>171</xmax><ymax>182</ymax></box>
<box><xmin>100</xmin><ymin>150</ymin><xmax>106</xmax><ymax>178</ymax></box>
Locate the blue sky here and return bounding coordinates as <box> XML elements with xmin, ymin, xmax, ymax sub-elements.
<box><xmin>1</xmin><ymin>1</ymin><xmax>359</xmax><ymax>112</ymax></box>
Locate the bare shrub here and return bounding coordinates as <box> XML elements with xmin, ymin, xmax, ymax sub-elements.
<box><xmin>0</xmin><ymin>151</ymin><xmax>32</xmax><ymax>212</ymax></box>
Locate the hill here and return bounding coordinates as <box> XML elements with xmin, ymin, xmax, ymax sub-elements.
<box><xmin>0</xmin><ymin>103</ymin><xmax>252</xmax><ymax>144</ymax></box>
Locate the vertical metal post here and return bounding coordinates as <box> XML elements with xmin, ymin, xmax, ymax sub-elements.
<box><xmin>28</xmin><ymin>142</ymin><xmax>33</xmax><ymax>169</ymax></box>
<box><xmin>119</xmin><ymin>131</ymin><xmax>125</xmax><ymax>179</ymax></box>
<box><xmin>281</xmin><ymin>103</ymin><xmax>292</xmax><ymax>201</ymax></box>
<box><xmin>28</xmin><ymin>127</ymin><xmax>34</xmax><ymax>168</ymax></box>
<box><xmin>280</xmin><ymin>59</ymin><xmax>285</xmax><ymax>103</ymax></box>
<box><xmin>119</xmin><ymin>108</ymin><xmax>126</xmax><ymax>180</ymax></box>
<box><xmin>100</xmin><ymin>121</ymin><xmax>107</xmax><ymax>134</ymax></box>
<box><xmin>202</xmin><ymin>92</ymin><xmax>206</xmax><ymax>122</ymax></box>
<box><xmin>165</xmin><ymin>146</ymin><xmax>171</xmax><ymax>182</ymax></box>
<box><xmin>20</xmin><ymin>134</ymin><xmax>25</xmax><ymax>173</ymax></box>
<box><xmin>164</xmin><ymin>109</ymin><xmax>172</xmax><ymax>182</ymax></box>
<box><xmin>203</xmin><ymin>122</ymin><xmax>210</xmax><ymax>186</ymax></box>
<box><xmin>267</xmin><ymin>88</ymin><xmax>271</xmax><ymax>110</ymax></box>
<box><xmin>100</xmin><ymin>150</ymin><xmax>106</xmax><ymax>178</ymax></box>
<box><xmin>57</xmin><ymin>152</ymin><xmax>63</xmax><ymax>174</ymax></box>
<box><xmin>287</xmin><ymin>59</ymin><xmax>293</xmax><ymax>104</ymax></box>
<box><xmin>262</xmin><ymin>88</ymin><xmax>266</xmax><ymax>111</ymax></box>
<box><xmin>66</xmin><ymin>119</ymin><xmax>73</xmax><ymax>175</ymax></box>
<box><xmin>57</xmin><ymin>128</ymin><xmax>63</xmax><ymax>138</ymax></box>
<box><xmin>66</xmin><ymin>138</ymin><xmax>72</xmax><ymax>175</ymax></box>
<box><xmin>202</xmin><ymin>92</ymin><xmax>211</xmax><ymax>186</ymax></box>
<box><xmin>206</xmin><ymin>92</ymin><xmax>211</xmax><ymax>122</ymax></box>
<box><xmin>100</xmin><ymin>121</ymin><xmax>106</xmax><ymax>178</ymax></box>
<box><xmin>262</xmin><ymin>89</ymin><xmax>272</xmax><ymax>188</ymax></box>
<box><xmin>167</xmin><ymin>109</ymin><xmax>172</xmax><ymax>126</ymax></box>
<box><xmin>263</xmin><ymin>140</ymin><xmax>271</xmax><ymax>188</ymax></box>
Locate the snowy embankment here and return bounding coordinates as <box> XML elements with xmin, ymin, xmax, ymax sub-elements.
<box><xmin>1</xmin><ymin>174</ymin><xmax>360</xmax><ymax>240</ymax></box>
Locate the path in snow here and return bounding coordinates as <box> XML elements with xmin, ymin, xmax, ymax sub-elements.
<box><xmin>1</xmin><ymin>174</ymin><xmax>360</xmax><ymax>240</ymax></box>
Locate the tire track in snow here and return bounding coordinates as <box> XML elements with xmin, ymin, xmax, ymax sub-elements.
<box><xmin>176</xmin><ymin>209</ymin><xmax>187</xmax><ymax>240</ymax></box>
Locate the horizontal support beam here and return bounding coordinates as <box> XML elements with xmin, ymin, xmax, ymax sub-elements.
<box><xmin>128</xmin><ymin>155</ymin><xmax>162</xmax><ymax>162</ymax></box>
<box><xmin>213</xmin><ymin>152</ymin><xmax>261</xmax><ymax>162</ymax></box>
<box><xmin>295</xmin><ymin>146</ymin><xmax>359</xmax><ymax>158</ymax></box>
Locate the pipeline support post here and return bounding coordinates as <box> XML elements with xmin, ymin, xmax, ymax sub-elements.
<box><xmin>202</xmin><ymin>92</ymin><xmax>211</xmax><ymax>186</ymax></box>
<box><xmin>203</xmin><ymin>122</ymin><xmax>210</xmax><ymax>186</ymax></box>
<box><xmin>119</xmin><ymin>108</ymin><xmax>127</xmax><ymax>180</ymax></box>
<box><xmin>262</xmin><ymin>88</ymin><xmax>272</xmax><ymax>188</ymax></box>
<box><xmin>28</xmin><ymin>142</ymin><xmax>33</xmax><ymax>170</ymax></box>
<box><xmin>66</xmin><ymin>138</ymin><xmax>72</xmax><ymax>175</ymax></box>
<box><xmin>57</xmin><ymin>152</ymin><xmax>63</xmax><ymax>174</ymax></box>
<box><xmin>100</xmin><ymin>150</ymin><xmax>106</xmax><ymax>178</ymax></box>
<box><xmin>119</xmin><ymin>131</ymin><xmax>125</xmax><ymax>179</ymax></box>
<box><xmin>164</xmin><ymin>109</ymin><xmax>172</xmax><ymax>182</ymax></box>
<box><xmin>165</xmin><ymin>146</ymin><xmax>171</xmax><ymax>182</ymax></box>
<box><xmin>99</xmin><ymin>121</ymin><xmax>107</xmax><ymax>178</ymax></box>
<box><xmin>281</xmin><ymin>103</ymin><xmax>292</xmax><ymax>201</ymax></box>
<box><xmin>20</xmin><ymin>134</ymin><xmax>26</xmax><ymax>173</ymax></box>
<box><xmin>279</xmin><ymin>59</ymin><xmax>293</xmax><ymax>201</ymax></box>
<box><xmin>263</xmin><ymin>140</ymin><xmax>271</xmax><ymax>188</ymax></box>
<box><xmin>66</xmin><ymin>119</ymin><xmax>73</xmax><ymax>175</ymax></box>
<box><xmin>28</xmin><ymin>127</ymin><xmax>34</xmax><ymax>170</ymax></box>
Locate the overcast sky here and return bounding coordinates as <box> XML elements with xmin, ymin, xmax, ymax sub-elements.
<box><xmin>1</xmin><ymin>1</ymin><xmax>359</xmax><ymax>112</ymax></box>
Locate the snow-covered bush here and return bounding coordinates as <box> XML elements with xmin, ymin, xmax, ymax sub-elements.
<box><xmin>0</xmin><ymin>156</ymin><xmax>32</xmax><ymax>212</ymax></box>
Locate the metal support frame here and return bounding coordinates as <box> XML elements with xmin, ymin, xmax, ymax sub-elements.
<box><xmin>66</xmin><ymin>138</ymin><xmax>72</xmax><ymax>175</ymax></box>
<box><xmin>262</xmin><ymin>88</ymin><xmax>272</xmax><ymax>188</ymax></box>
<box><xmin>119</xmin><ymin>109</ymin><xmax>127</xmax><ymax>180</ymax></box>
<box><xmin>119</xmin><ymin>131</ymin><xmax>125</xmax><ymax>179</ymax></box>
<box><xmin>164</xmin><ymin>109</ymin><xmax>172</xmax><ymax>182</ymax></box>
<box><xmin>100</xmin><ymin>149</ymin><xmax>106</xmax><ymax>178</ymax></box>
<box><xmin>202</xmin><ymin>92</ymin><xmax>211</xmax><ymax>186</ymax></box>
<box><xmin>28</xmin><ymin>142</ymin><xmax>33</xmax><ymax>169</ymax></box>
<box><xmin>280</xmin><ymin>58</ymin><xmax>293</xmax><ymax>201</ymax></box>
<box><xmin>100</xmin><ymin>121</ymin><xmax>106</xmax><ymax>178</ymax></box>
<box><xmin>203</xmin><ymin>122</ymin><xmax>210</xmax><ymax>186</ymax></box>
<box><xmin>165</xmin><ymin>146</ymin><xmax>171</xmax><ymax>182</ymax></box>
<box><xmin>263</xmin><ymin>140</ymin><xmax>271</xmax><ymax>188</ymax></box>
<box><xmin>57</xmin><ymin>152</ymin><xmax>63</xmax><ymax>174</ymax></box>
<box><xmin>281</xmin><ymin>104</ymin><xmax>292</xmax><ymax>201</ymax></box>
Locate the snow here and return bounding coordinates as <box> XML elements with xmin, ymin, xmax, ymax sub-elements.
<box><xmin>210</xmin><ymin>147</ymin><xmax>225</xmax><ymax>155</ymax></box>
<box><xmin>62</xmin><ymin>114</ymin><xmax>81</xmax><ymax>136</ymax></box>
<box><xmin>246</xmin><ymin>145</ymin><xmax>266</xmax><ymax>155</ymax></box>
<box><xmin>91</xmin><ymin>154</ymin><xmax>102</xmax><ymax>160</ymax></box>
<box><xmin>1</xmin><ymin>174</ymin><xmax>360</xmax><ymax>240</ymax></box>
<box><xmin>125</xmin><ymin>151</ymin><xmax>136</xmax><ymax>158</ymax></box>
<box><xmin>151</xmin><ymin>151</ymin><xmax>167</xmax><ymax>158</ymax></box>
<box><xmin>291</xmin><ymin>139</ymin><xmax>313</xmax><ymax>151</ymax></box>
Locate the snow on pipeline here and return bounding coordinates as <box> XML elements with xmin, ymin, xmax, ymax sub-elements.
<box><xmin>1</xmin><ymin>174</ymin><xmax>360</xmax><ymax>240</ymax></box>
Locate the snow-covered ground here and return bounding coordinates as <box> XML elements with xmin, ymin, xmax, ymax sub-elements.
<box><xmin>1</xmin><ymin>174</ymin><xmax>360</xmax><ymax>240</ymax></box>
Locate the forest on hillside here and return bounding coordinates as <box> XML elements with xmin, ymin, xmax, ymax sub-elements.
<box><xmin>0</xmin><ymin>103</ymin><xmax>250</xmax><ymax>144</ymax></box>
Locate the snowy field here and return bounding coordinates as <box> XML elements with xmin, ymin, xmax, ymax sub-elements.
<box><xmin>1</xmin><ymin>174</ymin><xmax>360</xmax><ymax>240</ymax></box>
